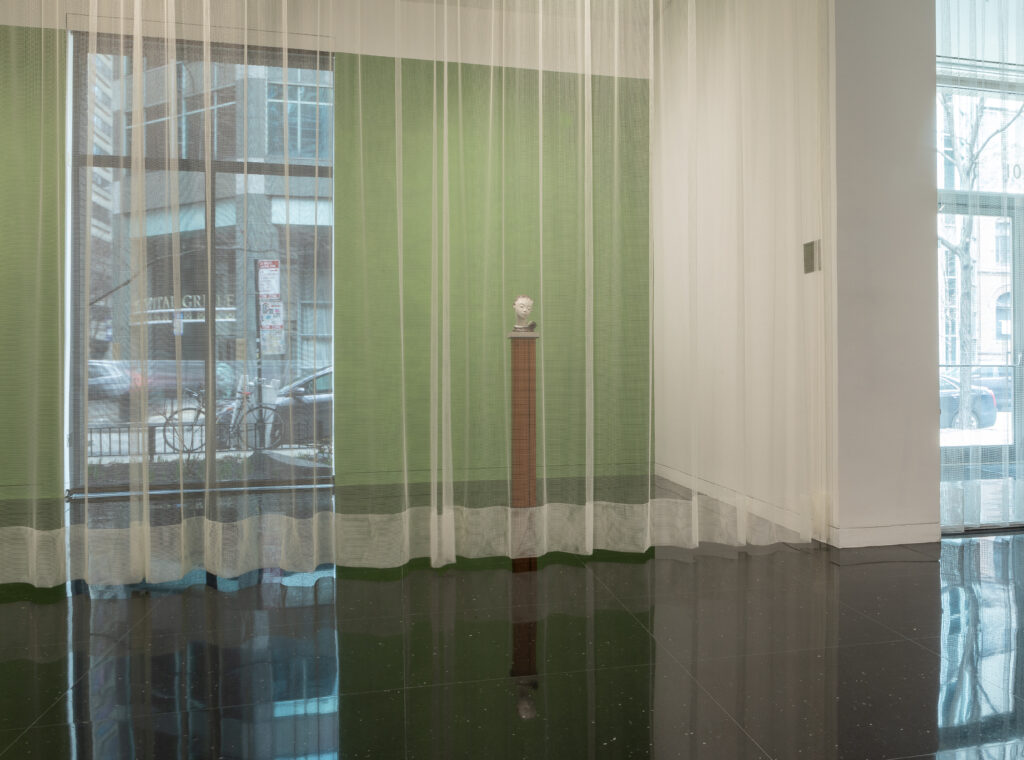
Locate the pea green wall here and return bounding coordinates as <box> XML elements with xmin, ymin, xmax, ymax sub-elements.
<box><xmin>0</xmin><ymin>26</ymin><xmax>65</xmax><ymax>527</ymax></box>
<box><xmin>334</xmin><ymin>54</ymin><xmax>650</xmax><ymax>500</ymax></box>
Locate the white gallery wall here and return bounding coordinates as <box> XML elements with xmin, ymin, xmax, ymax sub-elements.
<box><xmin>832</xmin><ymin>0</ymin><xmax>939</xmax><ymax>546</ymax></box>
<box><xmin>651</xmin><ymin>0</ymin><xmax>941</xmax><ymax>547</ymax></box>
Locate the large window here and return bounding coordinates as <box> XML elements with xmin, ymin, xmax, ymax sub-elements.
<box><xmin>937</xmin><ymin>65</ymin><xmax>1024</xmax><ymax>528</ymax></box>
<box><xmin>997</xmin><ymin>292</ymin><xmax>1012</xmax><ymax>341</ymax></box>
<box><xmin>267</xmin><ymin>80</ymin><xmax>333</xmax><ymax>160</ymax></box>
<box><xmin>299</xmin><ymin>302</ymin><xmax>332</xmax><ymax>368</ymax></box>
<box><xmin>69</xmin><ymin>36</ymin><xmax>334</xmax><ymax>492</ymax></box>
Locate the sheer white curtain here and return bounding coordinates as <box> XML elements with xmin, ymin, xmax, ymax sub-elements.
<box><xmin>332</xmin><ymin>0</ymin><xmax>658</xmax><ymax>567</ymax></box>
<box><xmin>0</xmin><ymin>5</ymin><xmax>66</xmax><ymax>587</ymax></box>
<box><xmin>67</xmin><ymin>0</ymin><xmax>335</xmax><ymax>583</ymax></box>
<box><xmin>2</xmin><ymin>0</ymin><xmax>836</xmax><ymax>586</ymax></box>
<box><xmin>651</xmin><ymin>0</ymin><xmax>833</xmax><ymax>546</ymax></box>
<box><xmin>937</xmin><ymin>0</ymin><xmax>1024</xmax><ymax>532</ymax></box>
<box><xmin>330</xmin><ymin>0</ymin><xmax>833</xmax><ymax>564</ymax></box>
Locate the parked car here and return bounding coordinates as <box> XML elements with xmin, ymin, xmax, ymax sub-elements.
<box><xmin>940</xmin><ymin>376</ymin><xmax>998</xmax><ymax>429</ymax></box>
<box><xmin>970</xmin><ymin>366</ymin><xmax>1013</xmax><ymax>411</ymax></box>
<box><xmin>130</xmin><ymin>360</ymin><xmax>238</xmax><ymax>400</ymax></box>
<box><xmin>88</xmin><ymin>360</ymin><xmax>131</xmax><ymax>419</ymax></box>
<box><xmin>272</xmin><ymin>368</ymin><xmax>333</xmax><ymax>445</ymax></box>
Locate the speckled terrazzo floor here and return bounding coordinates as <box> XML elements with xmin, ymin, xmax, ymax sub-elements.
<box><xmin>0</xmin><ymin>536</ymin><xmax>1012</xmax><ymax>759</ymax></box>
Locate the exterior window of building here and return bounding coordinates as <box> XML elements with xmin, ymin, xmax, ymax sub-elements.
<box><xmin>996</xmin><ymin>219</ymin><xmax>1011</xmax><ymax>266</ymax></box>
<box><xmin>267</xmin><ymin>81</ymin><xmax>333</xmax><ymax>160</ymax></box>
<box><xmin>125</xmin><ymin>67</ymin><xmax>237</xmax><ymax>160</ymax></box>
<box><xmin>997</xmin><ymin>291</ymin><xmax>1012</xmax><ymax>341</ymax></box>
<box><xmin>299</xmin><ymin>302</ymin><xmax>332</xmax><ymax>368</ymax></box>
<box><xmin>941</xmin><ymin>244</ymin><xmax>961</xmax><ymax>365</ymax></box>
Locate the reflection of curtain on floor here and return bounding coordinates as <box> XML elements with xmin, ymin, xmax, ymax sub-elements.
<box><xmin>6</xmin><ymin>561</ymin><xmax>661</xmax><ymax>756</ymax></box>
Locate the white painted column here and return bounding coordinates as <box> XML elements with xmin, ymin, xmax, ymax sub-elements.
<box><xmin>831</xmin><ymin>0</ymin><xmax>940</xmax><ymax>546</ymax></box>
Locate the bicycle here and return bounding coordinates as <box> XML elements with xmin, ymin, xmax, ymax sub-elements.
<box><xmin>162</xmin><ymin>385</ymin><xmax>282</xmax><ymax>453</ymax></box>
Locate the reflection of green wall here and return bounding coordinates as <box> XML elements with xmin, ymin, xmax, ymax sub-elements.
<box><xmin>0</xmin><ymin>26</ymin><xmax>65</xmax><ymax>526</ymax></box>
<box><xmin>337</xmin><ymin>562</ymin><xmax>654</xmax><ymax>757</ymax></box>
<box><xmin>334</xmin><ymin>54</ymin><xmax>650</xmax><ymax>496</ymax></box>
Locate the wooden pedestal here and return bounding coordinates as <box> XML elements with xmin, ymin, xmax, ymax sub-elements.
<box><xmin>509</xmin><ymin>331</ymin><xmax>538</xmax><ymax>511</ymax></box>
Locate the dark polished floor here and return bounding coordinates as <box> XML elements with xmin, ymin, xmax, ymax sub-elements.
<box><xmin>0</xmin><ymin>537</ymin><xmax>1017</xmax><ymax>758</ymax></box>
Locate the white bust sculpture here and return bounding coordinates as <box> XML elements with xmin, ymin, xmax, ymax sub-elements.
<box><xmin>513</xmin><ymin>295</ymin><xmax>537</xmax><ymax>332</ymax></box>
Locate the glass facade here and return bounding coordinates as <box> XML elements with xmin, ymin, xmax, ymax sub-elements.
<box><xmin>70</xmin><ymin>36</ymin><xmax>334</xmax><ymax>491</ymax></box>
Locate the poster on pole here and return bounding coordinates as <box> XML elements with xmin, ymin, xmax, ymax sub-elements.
<box><xmin>261</xmin><ymin>328</ymin><xmax>285</xmax><ymax>355</ymax></box>
<box><xmin>256</xmin><ymin>260</ymin><xmax>284</xmax><ymax>355</ymax></box>
<box><xmin>257</xmin><ymin>260</ymin><xmax>280</xmax><ymax>299</ymax></box>
<box><xmin>259</xmin><ymin>299</ymin><xmax>283</xmax><ymax>330</ymax></box>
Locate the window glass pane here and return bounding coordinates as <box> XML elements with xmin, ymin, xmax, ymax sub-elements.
<box><xmin>145</xmin><ymin>120</ymin><xmax>167</xmax><ymax>155</ymax></box>
<box><xmin>265</xmin><ymin>78</ymin><xmax>334</xmax><ymax>161</ymax></box>
<box><xmin>318</xmin><ymin>103</ymin><xmax>333</xmax><ymax>160</ymax></box>
<box><xmin>287</xmin><ymin>102</ymin><xmax>299</xmax><ymax>154</ymax></box>
<box><xmin>268</xmin><ymin>100</ymin><xmax>283</xmax><ymax>155</ymax></box>
<box><xmin>996</xmin><ymin>292</ymin><xmax>1012</xmax><ymax>341</ymax></box>
<box><xmin>184</xmin><ymin>112</ymin><xmax>204</xmax><ymax>159</ymax></box>
<box><xmin>215</xmin><ymin>105</ymin><xmax>236</xmax><ymax>159</ymax></box>
<box><xmin>72</xmin><ymin>39</ymin><xmax>334</xmax><ymax>491</ymax></box>
<box><xmin>314</xmin><ymin>373</ymin><xmax>332</xmax><ymax>393</ymax></box>
<box><xmin>938</xmin><ymin>85</ymin><xmax>1024</xmax><ymax>193</ymax></box>
<box><xmin>938</xmin><ymin>213</ymin><xmax>1013</xmax><ymax>451</ymax></box>
<box><xmin>300</xmin><ymin>104</ymin><xmax>317</xmax><ymax>156</ymax></box>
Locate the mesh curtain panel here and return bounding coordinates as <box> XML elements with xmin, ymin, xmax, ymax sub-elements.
<box><xmin>67</xmin><ymin>1</ymin><xmax>334</xmax><ymax>584</ymax></box>
<box><xmin>1</xmin><ymin>0</ymin><xmax>835</xmax><ymax>585</ymax></box>
<box><xmin>0</xmin><ymin>14</ymin><xmax>65</xmax><ymax>586</ymax></box>
<box><xmin>651</xmin><ymin>0</ymin><xmax>833</xmax><ymax>545</ymax></box>
<box><xmin>334</xmin><ymin>0</ymin><xmax>656</xmax><ymax>568</ymax></box>
<box><xmin>334</xmin><ymin>0</ymin><xmax>832</xmax><ymax>565</ymax></box>
<box><xmin>937</xmin><ymin>0</ymin><xmax>1024</xmax><ymax>531</ymax></box>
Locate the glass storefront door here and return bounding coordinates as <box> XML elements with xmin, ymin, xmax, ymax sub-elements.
<box><xmin>936</xmin><ymin>70</ymin><xmax>1024</xmax><ymax>530</ymax></box>
<box><xmin>939</xmin><ymin>200</ymin><xmax>1024</xmax><ymax>528</ymax></box>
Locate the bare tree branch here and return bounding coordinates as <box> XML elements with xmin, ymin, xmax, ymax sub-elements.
<box><xmin>973</xmin><ymin>100</ymin><xmax>1024</xmax><ymax>169</ymax></box>
<box><xmin>961</xmin><ymin>96</ymin><xmax>986</xmax><ymax>181</ymax></box>
<box><xmin>940</xmin><ymin>91</ymin><xmax>972</xmax><ymax>184</ymax></box>
<box><xmin>938</xmin><ymin>234</ymin><xmax>962</xmax><ymax>255</ymax></box>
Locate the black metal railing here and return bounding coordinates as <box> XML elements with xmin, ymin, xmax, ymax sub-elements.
<box><xmin>86</xmin><ymin>421</ymin><xmax>313</xmax><ymax>458</ymax></box>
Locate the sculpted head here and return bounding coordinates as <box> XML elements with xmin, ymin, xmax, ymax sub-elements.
<box><xmin>513</xmin><ymin>295</ymin><xmax>533</xmax><ymax>319</ymax></box>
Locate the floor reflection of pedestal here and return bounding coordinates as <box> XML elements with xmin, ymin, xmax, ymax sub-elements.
<box><xmin>510</xmin><ymin>602</ymin><xmax>538</xmax><ymax>678</ymax></box>
<box><xmin>510</xmin><ymin>552</ymin><xmax>539</xmax><ymax>718</ymax></box>
<box><xmin>509</xmin><ymin>330</ymin><xmax>539</xmax><ymax>702</ymax></box>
